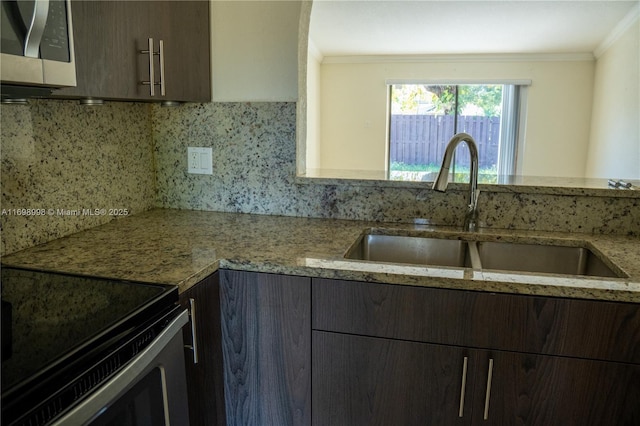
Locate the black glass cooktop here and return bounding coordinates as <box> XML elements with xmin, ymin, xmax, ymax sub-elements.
<box><xmin>0</xmin><ymin>267</ymin><xmax>176</xmax><ymax>394</ymax></box>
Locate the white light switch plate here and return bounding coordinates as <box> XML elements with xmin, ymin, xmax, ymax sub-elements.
<box><xmin>187</xmin><ymin>147</ymin><xmax>213</xmax><ymax>175</ymax></box>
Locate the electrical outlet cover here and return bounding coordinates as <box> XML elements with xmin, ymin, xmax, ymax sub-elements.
<box><xmin>187</xmin><ymin>147</ymin><xmax>213</xmax><ymax>175</ymax></box>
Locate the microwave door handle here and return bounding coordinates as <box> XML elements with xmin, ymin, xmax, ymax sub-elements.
<box><xmin>23</xmin><ymin>0</ymin><xmax>50</xmax><ymax>58</ymax></box>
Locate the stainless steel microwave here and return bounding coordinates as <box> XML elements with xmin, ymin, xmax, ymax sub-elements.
<box><xmin>1</xmin><ymin>0</ymin><xmax>76</xmax><ymax>96</ymax></box>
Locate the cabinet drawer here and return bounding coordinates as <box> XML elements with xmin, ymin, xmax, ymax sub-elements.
<box><xmin>312</xmin><ymin>278</ymin><xmax>640</xmax><ymax>363</ymax></box>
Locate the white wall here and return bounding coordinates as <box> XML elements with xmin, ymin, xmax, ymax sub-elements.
<box><xmin>586</xmin><ymin>18</ymin><xmax>640</xmax><ymax>179</ymax></box>
<box><xmin>210</xmin><ymin>1</ymin><xmax>300</xmax><ymax>101</ymax></box>
<box><xmin>315</xmin><ymin>57</ymin><xmax>595</xmax><ymax>177</ymax></box>
<box><xmin>319</xmin><ymin>61</ymin><xmax>390</xmax><ymax>172</ymax></box>
<box><xmin>305</xmin><ymin>42</ymin><xmax>322</xmax><ymax>169</ymax></box>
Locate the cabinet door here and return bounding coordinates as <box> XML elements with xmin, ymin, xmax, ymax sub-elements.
<box><xmin>474</xmin><ymin>350</ymin><xmax>640</xmax><ymax>426</ymax></box>
<box><xmin>57</xmin><ymin>1</ymin><xmax>210</xmax><ymax>102</ymax></box>
<box><xmin>179</xmin><ymin>272</ymin><xmax>226</xmax><ymax>426</ymax></box>
<box><xmin>57</xmin><ymin>1</ymin><xmax>154</xmax><ymax>100</ymax></box>
<box><xmin>313</xmin><ymin>331</ymin><xmax>471</xmax><ymax>426</ymax></box>
<box><xmin>153</xmin><ymin>1</ymin><xmax>210</xmax><ymax>102</ymax></box>
<box><xmin>220</xmin><ymin>270</ymin><xmax>311</xmax><ymax>426</ymax></box>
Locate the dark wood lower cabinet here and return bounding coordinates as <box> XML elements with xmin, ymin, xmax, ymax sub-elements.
<box><xmin>312</xmin><ymin>278</ymin><xmax>640</xmax><ymax>364</ymax></box>
<box><xmin>219</xmin><ymin>270</ymin><xmax>311</xmax><ymax>426</ymax></box>
<box><xmin>179</xmin><ymin>272</ymin><xmax>226</xmax><ymax>426</ymax></box>
<box><xmin>312</xmin><ymin>330</ymin><xmax>640</xmax><ymax>426</ymax></box>
<box><xmin>178</xmin><ymin>273</ymin><xmax>639</xmax><ymax>425</ymax></box>
<box><xmin>313</xmin><ymin>331</ymin><xmax>469</xmax><ymax>426</ymax></box>
<box><xmin>311</xmin><ymin>278</ymin><xmax>640</xmax><ymax>426</ymax></box>
<box><xmin>478</xmin><ymin>349</ymin><xmax>640</xmax><ymax>426</ymax></box>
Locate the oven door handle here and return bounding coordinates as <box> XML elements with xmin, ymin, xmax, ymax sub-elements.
<box><xmin>51</xmin><ymin>309</ymin><xmax>189</xmax><ymax>425</ymax></box>
<box><xmin>184</xmin><ymin>298</ymin><xmax>199</xmax><ymax>364</ymax></box>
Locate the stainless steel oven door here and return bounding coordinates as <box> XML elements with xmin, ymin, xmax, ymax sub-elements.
<box><xmin>52</xmin><ymin>309</ymin><xmax>190</xmax><ymax>426</ymax></box>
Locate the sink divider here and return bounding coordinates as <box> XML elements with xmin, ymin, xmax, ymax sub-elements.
<box><xmin>467</xmin><ymin>241</ymin><xmax>483</xmax><ymax>270</ymax></box>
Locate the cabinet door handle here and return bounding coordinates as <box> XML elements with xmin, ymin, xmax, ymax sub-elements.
<box><xmin>184</xmin><ymin>298</ymin><xmax>199</xmax><ymax>364</ymax></box>
<box><xmin>140</xmin><ymin>38</ymin><xmax>156</xmax><ymax>96</ymax></box>
<box><xmin>458</xmin><ymin>356</ymin><xmax>469</xmax><ymax>417</ymax></box>
<box><xmin>483</xmin><ymin>358</ymin><xmax>494</xmax><ymax>420</ymax></box>
<box><xmin>158</xmin><ymin>39</ymin><xmax>166</xmax><ymax>96</ymax></box>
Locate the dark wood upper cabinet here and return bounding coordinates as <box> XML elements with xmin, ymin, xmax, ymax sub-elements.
<box><xmin>155</xmin><ymin>1</ymin><xmax>210</xmax><ymax>102</ymax></box>
<box><xmin>56</xmin><ymin>1</ymin><xmax>210</xmax><ymax>102</ymax></box>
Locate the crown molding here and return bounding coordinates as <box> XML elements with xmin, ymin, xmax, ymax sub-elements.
<box><xmin>594</xmin><ymin>3</ymin><xmax>639</xmax><ymax>59</ymax></box>
<box><xmin>321</xmin><ymin>52</ymin><xmax>595</xmax><ymax>64</ymax></box>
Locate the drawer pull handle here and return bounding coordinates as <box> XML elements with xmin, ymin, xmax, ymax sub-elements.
<box><xmin>483</xmin><ymin>358</ymin><xmax>494</xmax><ymax>420</ymax></box>
<box><xmin>458</xmin><ymin>356</ymin><xmax>469</xmax><ymax>417</ymax></box>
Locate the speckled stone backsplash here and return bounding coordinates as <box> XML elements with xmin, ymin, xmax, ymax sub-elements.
<box><xmin>2</xmin><ymin>100</ymin><xmax>637</xmax><ymax>257</ymax></box>
<box><xmin>1</xmin><ymin>100</ymin><xmax>156</xmax><ymax>255</ymax></box>
<box><xmin>152</xmin><ymin>102</ymin><xmax>639</xmax><ymax>236</ymax></box>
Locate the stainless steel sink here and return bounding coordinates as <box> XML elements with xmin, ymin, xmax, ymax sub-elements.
<box><xmin>344</xmin><ymin>233</ymin><xmax>472</xmax><ymax>268</ymax></box>
<box><xmin>475</xmin><ymin>241</ymin><xmax>621</xmax><ymax>277</ymax></box>
<box><xmin>344</xmin><ymin>230</ymin><xmax>626</xmax><ymax>278</ymax></box>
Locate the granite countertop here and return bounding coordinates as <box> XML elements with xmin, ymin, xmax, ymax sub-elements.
<box><xmin>2</xmin><ymin>209</ymin><xmax>640</xmax><ymax>302</ymax></box>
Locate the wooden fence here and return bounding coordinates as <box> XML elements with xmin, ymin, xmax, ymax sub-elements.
<box><xmin>389</xmin><ymin>115</ymin><xmax>500</xmax><ymax>168</ymax></box>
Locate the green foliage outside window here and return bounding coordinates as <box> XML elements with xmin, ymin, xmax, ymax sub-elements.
<box><xmin>391</xmin><ymin>84</ymin><xmax>503</xmax><ymax>117</ymax></box>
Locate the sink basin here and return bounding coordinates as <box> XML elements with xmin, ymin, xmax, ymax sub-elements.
<box><xmin>344</xmin><ymin>233</ymin><xmax>472</xmax><ymax>268</ymax></box>
<box><xmin>475</xmin><ymin>241</ymin><xmax>621</xmax><ymax>277</ymax></box>
<box><xmin>344</xmin><ymin>230</ymin><xmax>626</xmax><ymax>278</ymax></box>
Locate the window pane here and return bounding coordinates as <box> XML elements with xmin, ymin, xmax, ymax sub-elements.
<box><xmin>389</xmin><ymin>83</ymin><xmax>512</xmax><ymax>183</ymax></box>
<box><xmin>388</xmin><ymin>84</ymin><xmax>456</xmax><ymax>181</ymax></box>
<box><xmin>455</xmin><ymin>84</ymin><xmax>503</xmax><ymax>184</ymax></box>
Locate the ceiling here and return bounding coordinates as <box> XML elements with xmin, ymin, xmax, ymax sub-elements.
<box><xmin>309</xmin><ymin>0</ymin><xmax>639</xmax><ymax>57</ymax></box>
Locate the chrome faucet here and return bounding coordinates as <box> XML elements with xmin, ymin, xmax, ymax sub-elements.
<box><xmin>432</xmin><ymin>132</ymin><xmax>479</xmax><ymax>232</ymax></box>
